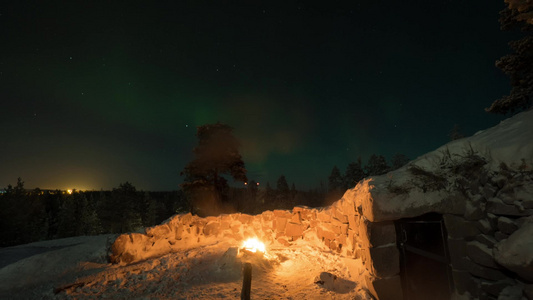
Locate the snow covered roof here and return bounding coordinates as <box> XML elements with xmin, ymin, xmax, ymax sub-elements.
<box><xmin>351</xmin><ymin>109</ymin><xmax>533</xmax><ymax>222</ymax></box>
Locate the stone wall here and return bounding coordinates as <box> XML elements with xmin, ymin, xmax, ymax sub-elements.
<box><xmin>109</xmin><ymin>179</ymin><xmax>396</xmax><ymax>299</ymax></box>
<box><xmin>443</xmin><ymin>168</ymin><xmax>533</xmax><ymax>299</ymax></box>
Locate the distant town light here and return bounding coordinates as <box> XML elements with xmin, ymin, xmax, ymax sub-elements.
<box><xmin>67</xmin><ymin>189</ymin><xmax>73</xmax><ymax>194</ymax></box>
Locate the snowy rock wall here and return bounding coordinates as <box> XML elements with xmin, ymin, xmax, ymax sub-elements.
<box><xmin>362</xmin><ymin>110</ymin><xmax>533</xmax><ymax>299</ymax></box>
<box><xmin>442</xmin><ymin>168</ymin><xmax>533</xmax><ymax>299</ymax></box>
<box><xmin>109</xmin><ymin>179</ymin><xmax>396</xmax><ymax>299</ymax></box>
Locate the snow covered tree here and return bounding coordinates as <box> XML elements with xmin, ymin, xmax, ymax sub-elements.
<box><xmin>486</xmin><ymin>1</ymin><xmax>533</xmax><ymax>115</ymax></box>
<box><xmin>181</xmin><ymin>122</ymin><xmax>247</xmax><ymax>215</ymax></box>
<box><xmin>365</xmin><ymin>154</ymin><xmax>389</xmax><ymax>176</ymax></box>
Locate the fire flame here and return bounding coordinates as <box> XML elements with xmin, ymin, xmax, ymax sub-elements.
<box><xmin>242</xmin><ymin>238</ymin><xmax>266</xmax><ymax>254</ymax></box>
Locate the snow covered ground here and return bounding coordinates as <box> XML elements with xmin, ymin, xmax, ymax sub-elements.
<box><xmin>0</xmin><ymin>234</ymin><xmax>373</xmax><ymax>299</ymax></box>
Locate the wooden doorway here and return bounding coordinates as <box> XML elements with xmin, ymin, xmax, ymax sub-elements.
<box><xmin>395</xmin><ymin>213</ymin><xmax>453</xmax><ymax>300</ymax></box>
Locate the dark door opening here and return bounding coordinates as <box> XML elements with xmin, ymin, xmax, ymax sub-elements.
<box><xmin>395</xmin><ymin>213</ymin><xmax>453</xmax><ymax>300</ymax></box>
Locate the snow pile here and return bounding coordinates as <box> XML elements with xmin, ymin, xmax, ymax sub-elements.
<box><xmin>1</xmin><ymin>235</ymin><xmax>374</xmax><ymax>299</ymax></box>
<box><xmin>0</xmin><ymin>235</ymin><xmax>115</xmax><ymax>299</ymax></box>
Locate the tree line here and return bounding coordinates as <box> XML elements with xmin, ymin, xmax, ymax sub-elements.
<box><xmin>325</xmin><ymin>153</ymin><xmax>410</xmax><ymax>205</ymax></box>
<box><xmin>0</xmin><ymin>178</ymin><xmax>188</xmax><ymax>247</ymax></box>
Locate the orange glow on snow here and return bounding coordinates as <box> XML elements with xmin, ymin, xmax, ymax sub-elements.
<box><xmin>242</xmin><ymin>238</ymin><xmax>266</xmax><ymax>254</ymax></box>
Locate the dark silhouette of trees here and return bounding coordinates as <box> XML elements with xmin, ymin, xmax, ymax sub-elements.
<box><xmin>57</xmin><ymin>192</ymin><xmax>102</xmax><ymax>237</ymax></box>
<box><xmin>390</xmin><ymin>153</ymin><xmax>410</xmax><ymax>171</ymax></box>
<box><xmin>326</xmin><ymin>166</ymin><xmax>344</xmax><ymax>205</ymax></box>
<box><xmin>364</xmin><ymin>154</ymin><xmax>389</xmax><ymax>176</ymax></box>
<box><xmin>0</xmin><ymin>179</ymin><xmax>187</xmax><ymax>247</ymax></box>
<box><xmin>344</xmin><ymin>158</ymin><xmax>365</xmax><ymax>189</ymax></box>
<box><xmin>181</xmin><ymin>122</ymin><xmax>247</xmax><ymax>216</ymax></box>
<box><xmin>449</xmin><ymin>124</ymin><xmax>465</xmax><ymax>141</ymax></box>
<box><xmin>100</xmin><ymin>182</ymin><xmax>143</xmax><ymax>233</ymax></box>
<box><xmin>262</xmin><ymin>182</ymin><xmax>275</xmax><ymax>208</ymax></box>
<box><xmin>290</xmin><ymin>183</ymin><xmax>297</xmax><ymax>200</ymax></box>
<box><xmin>328</xmin><ymin>166</ymin><xmax>343</xmax><ymax>192</ymax></box>
<box><xmin>141</xmin><ymin>191</ymin><xmax>157</xmax><ymax>227</ymax></box>
<box><xmin>486</xmin><ymin>1</ymin><xmax>533</xmax><ymax>115</ymax></box>
<box><xmin>0</xmin><ymin>178</ymin><xmax>48</xmax><ymax>245</ymax></box>
<box><xmin>276</xmin><ymin>175</ymin><xmax>290</xmax><ymax>205</ymax></box>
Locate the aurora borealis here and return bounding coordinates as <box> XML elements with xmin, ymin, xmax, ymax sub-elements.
<box><xmin>1</xmin><ymin>1</ymin><xmax>516</xmax><ymax>190</ymax></box>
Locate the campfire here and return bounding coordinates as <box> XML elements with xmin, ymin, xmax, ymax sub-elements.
<box><xmin>237</xmin><ymin>238</ymin><xmax>266</xmax><ymax>300</ymax></box>
<box><xmin>241</xmin><ymin>238</ymin><xmax>266</xmax><ymax>255</ymax></box>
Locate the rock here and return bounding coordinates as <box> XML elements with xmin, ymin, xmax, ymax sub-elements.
<box><xmin>285</xmin><ymin>223</ymin><xmax>304</xmax><ymax>238</ymax></box>
<box><xmin>497</xmin><ymin>184</ymin><xmax>517</xmax><ymax>205</ymax></box>
<box><xmin>260</xmin><ymin>210</ymin><xmax>274</xmax><ymax>221</ymax></box>
<box><xmin>524</xmin><ymin>284</ymin><xmax>533</xmax><ymax>300</ymax></box>
<box><xmin>364</xmin><ymin>245</ymin><xmax>400</xmax><ymax>278</ymax></box>
<box><xmin>289</xmin><ymin>212</ymin><xmax>302</xmax><ymax>224</ymax></box>
<box><xmin>487</xmin><ymin>213</ymin><xmax>499</xmax><ymax>229</ymax></box>
<box><xmin>333</xmin><ymin>207</ymin><xmax>349</xmax><ymax>223</ymax></box>
<box><xmin>317</xmin><ymin>226</ymin><xmax>336</xmax><ymax>242</ymax></box>
<box><xmin>365</xmin><ymin>275</ymin><xmax>403</xmax><ymax>300</ymax></box>
<box><xmin>238</xmin><ymin>214</ymin><xmax>253</xmax><ymax>224</ymax></box>
<box><xmin>145</xmin><ymin>224</ymin><xmax>173</xmax><ymax>239</ymax></box>
<box><xmin>448</xmin><ymin>238</ymin><xmax>468</xmax><ymax>270</ymax></box>
<box><xmin>469</xmin><ymin>181</ymin><xmax>481</xmax><ymax>194</ymax></box>
<box><xmin>477</xmin><ymin>219</ymin><xmax>494</xmax><ymax>235</ymax></box>
<box><xmin>516</xmin><ymin>215</ymin><xmax>533</xmax><ymax>228</ymax></box>
<box><xmin>274</xmin><ymin>217</ymin><xmax>287</xmax><ymax>233</ymax></box>
<box><xmin>498</xmin><ymin>285</ymin><xmax>523</xmax><ymax>300</ymax></box>
<box><xmin>453</xmin><ymin>269</ymin><xmax>479</xmax><ymax>295</ymax></box>
<box><xmin>466</xmin><ymin>241</ymin><xmax>498</xmax><ymax>268</ymax></box>
<box><xmin>493</xmin><ymin>223</ymin><xmax>533</xmax><ymax>282</ymax></box>
<box><xmin>487</xmin><ymin>198</ymin><xmax>532</xmax><ymax>216</ymax></box>
<box><xmin>480</xmin><ymin>279</ymin><xmax>515</xmax><ymax>297</ymax></box>
<box><xmin>325</xmin><ymin>222</ymin><xmax>342</xmax><ymax>235</ymax></box>
<box><xmin>497</xmin><ymin>217</ymin><xmax>518</xmax><ymax>235</ymax></box>
<box><xmin>476</xmin><ymin>234</ymin><xmax>497</xmax><ymax>248</ymax></box>
<box><xmin>465</xmin><ymin>200</ymin><xmax>485</xmax><ymax>220</ymax></box>
<box><xmin>444</xmin><ymin>214</ymin><xmax>480</xmax><ymax>239</ymax></box>
<box><xmin>359</xmin><ymin>220</ymin><xmax>396</xmax><ymax>248</ymax></box>
<box><xmin>492</xmin><ymin>175</ymin><xmax>507</xmax><ymax>189</ymax></box>
<box><xmin>483</xmin><ymin>185</ymin><xmax>497</xmax><ymax>199</ymax></box>
<box><xmin>276</xmin><ymin>237</ymin><xmax>290</xmax><ymax>247</ymax></box>
<box><xmin>523</xmin><ymin>198</ymin><xmax>533</xmax><ymax>209</ymax></box>
<box><xmin>109</xmin><ymin>233</ymin><xmax>151</xmax><ymax>264</ymax></box>
<box><xmin>465</xmin><ymin>258</ymin><xmax>507</xmax><ymax>281</ymax></box>
<box><xmin>494</xmin><ymin>231</ymin><xmax>509</xmax><ymax>242</ymax></box>
<box><xmin>317</xmin><ymin>210</ymin><xmax>331</xmax><ymax>222</ymax></box>
<box><xmin>203</xmin><ymin>221</ymin><xmax>220</xmax><ymax>236</ymax></box>
<box><xmin>515</xmin><ymin>182</ymin><xmax>533</xmax><ymax>201</ymax></box>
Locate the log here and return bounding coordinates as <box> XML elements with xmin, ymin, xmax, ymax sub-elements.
<box><xmin>241</xmin><ymin>262</ymin><xmax>252</xmax><ymax>300</ymax></box>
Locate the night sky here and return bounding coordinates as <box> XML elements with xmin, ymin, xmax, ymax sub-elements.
<box><xmin>1</xmin><ymin>1</ymin><xmax>516</xmax><ymax>191</ymax></box>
